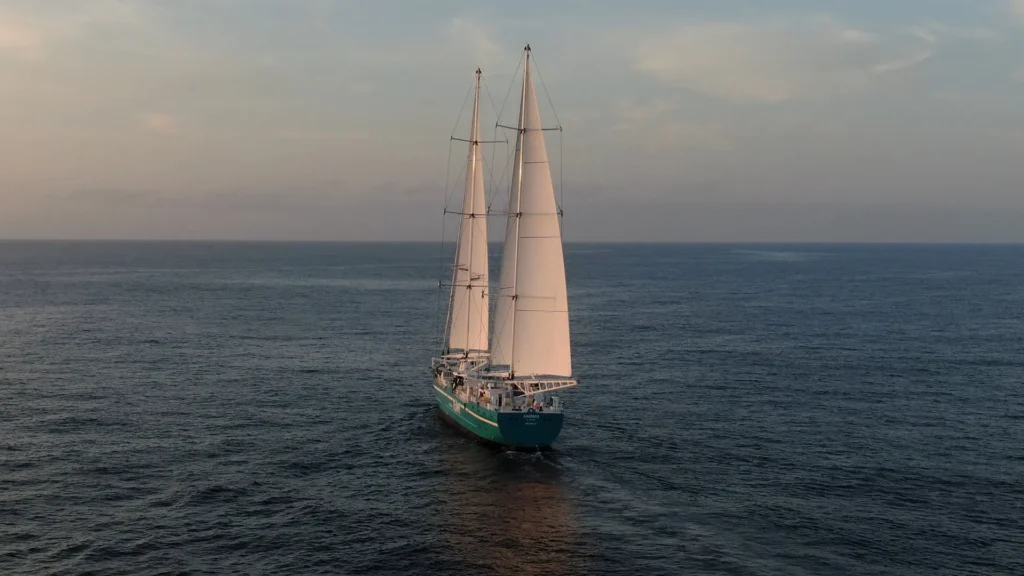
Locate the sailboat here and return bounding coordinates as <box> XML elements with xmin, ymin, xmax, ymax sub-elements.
<box><xmin>432</xmin><ymin>46</ymin><xmax>576</xmax><ymax>449</ymax></box>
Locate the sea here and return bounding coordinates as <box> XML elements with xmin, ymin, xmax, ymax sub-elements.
<box><xmin>1</xmin><ymin>241</ymin><xmax>1022</xmax><ymax>576</ymax></box>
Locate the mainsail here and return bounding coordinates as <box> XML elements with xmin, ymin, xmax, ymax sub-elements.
<box><xmin>491</xmin><ymin>47</ymin><xmax>572</xmax><ymax>378</ymax></box>
<box><xmin>446</xmin><ymin>69</ymin><xmax>490</xmax><ymax>356</ymax></box>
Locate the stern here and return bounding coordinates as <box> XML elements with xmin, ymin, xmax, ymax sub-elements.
<box><xmin>496</xmin><ymin>410</ymin><xmax>564</xmax><ymax>448</ymax></box>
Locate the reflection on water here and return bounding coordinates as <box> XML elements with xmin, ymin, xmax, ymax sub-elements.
<box><xmin>433</xmin><ymin>436</ymin><xmax>587</xmax><ymax>575</ymax></box>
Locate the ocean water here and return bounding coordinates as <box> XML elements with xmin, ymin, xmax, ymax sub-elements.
<box><xmin>1</xmin><ymin>241</ymin><xmax>1022</xmax><ymax>576</ymax></box>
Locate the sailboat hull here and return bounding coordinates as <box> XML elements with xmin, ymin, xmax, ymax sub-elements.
<box><xmin>433</xmin><ymin>384</ymin><xmax>564</xmax><ymax>449</ymax></box>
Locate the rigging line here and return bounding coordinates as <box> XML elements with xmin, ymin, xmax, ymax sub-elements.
<box><xmin>481</xmin><ymin>77</ymin><xmax>510</xmax><ymax>214</ymax></box>
<box><xmin>481</xmin><ymin>77</ymin><xmax>504</xmax><ymax>134</ymax></box>
<box><xmin>442</xmin><ymin>153</ymin><xmax>470</xmax><ymax>216</ymax></box>
<box><xmin>436</xmin><ymin>134</ymin><xmax>459</xmax><ymax>351</ymax></box>
<box><xmin>449</xmin><ymin>81</ymin><xmax>475</xmax><ymax>140</ymax></box>
<box><xmin>488</xmin><ymin>114</ymin><xmax>500</xmax><ymax>212</ymax></box>
<box><xmin>489</xmin><ymin>293</ymin><xmax>512</xmax><ymax>370</ymax></box>
<box><xmin>471</xmin><ymin>285</ymin><xmax>489</xmax><ymax>362</ymax></box>
<box><xmin>485</xmin><ymin>119</ymin><xmax>512</xmax><ymax>213</ymax></box>
<box><xmin>438</xmin><ymin>78</ymin><xmax>474</xmax><ymax>353</ymax></box>
<box><xmin>488</xmin><ymin>53</ymin><xmax>523</xmax><ymax>211</ymax></box>
<box><xmin>451</xmin><ymin>137</ymin><xmax>506</xmax><ymax>144</ymax></box>
<box><xmin>495</xmin><ymin>54</ymin><xmax>524</xmax><ymax>129</ymax></box>
<box><xmin>482</xmin><ymin>82</ymin><xmax>504</xmax><ymax>213</ymax></box>
<box><xmin>487</xmin><ymin>78</ymin><xmax>501</xmax><ymax>214</ymax></box>
<box><xmin>436</xmin><ymin>175</ymin><xmax>450</xmax><ymax>351</ymax></box>
<box><xmin>526</xmin><ymin>52</ymin><xmax>562</xmax><ymax>130</ymax></box>
<box><xmin>441</xmin><ymin>152</ymin><xmax>468</xmax><ymax>350</ymax></box>
<box><xmin>443</xmin><ymin>134</ymin><xmax>454</xmax><ymax>211</ymax></box>
<box><xmin>496</xmin><ymin>124</ymin><xmax>561</xmax><ymax>131</ymax></box>
<box><xmin>485</xmin><ymin>168</ymin><xmax>517</xmax><ymax>362</ymax></box>
<box><xmin>490</xmin><ymin>101</ymin><xmax>517</xmax><ymax>212</ymax></box>
<box><xmin>486</xmin><ymin>53</ymin><xmax>527</xmax><ymax>366</ymax></box>
<box><xmin>488</xmin><ymin>138</ymin><xmax>515</xmax><ymax>213</ymax></box>
<box><xmin>559</xmin><ymin>124</ymin><xmax>564</xmax><ymax>216</ymax></box>
<box><xmin>442</xmin><ymin>76</ymin><xmax>475</xmax><ymax>213</ymax></box>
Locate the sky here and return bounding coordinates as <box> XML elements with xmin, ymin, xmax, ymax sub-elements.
<box><xmin>2</xmin><ymin>0</ymin><xmax>1023</xmax><ymax>242</ymax></box>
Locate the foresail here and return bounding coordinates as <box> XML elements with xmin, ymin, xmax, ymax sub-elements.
<box><xmin>491</xmin><ymin>50</ymin><xmax>572</xmax><ymax>377</ymax></box>
<box><xmin>491</xmin><ymin>111</ymin><xmax>520</xmax><ymax>370</ymax></box>
<box><xmin>447</xmin><ymin>70</ymin><xmax>489</xmax><ymax>355</ymax></box>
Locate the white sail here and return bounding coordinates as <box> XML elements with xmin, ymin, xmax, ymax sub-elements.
<box><xmin>447</xmin><ymin>69</ymin><xmax>489</xmax><ymax>356</ymax></box>
<box><xmin>491</xmin><ymin>48</ymin><xmax>572</xmax><ymax>378</ymax></box>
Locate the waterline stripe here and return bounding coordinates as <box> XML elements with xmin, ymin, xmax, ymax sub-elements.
<box><xmin>433</xmin><ymin>385</ymin><xmax>499</xmax><ymax>427</ymax></box>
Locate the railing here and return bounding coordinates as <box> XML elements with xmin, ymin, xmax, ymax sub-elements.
<box><xmin>510</xmin><ymin>379</ymin><xmax>578</xmax><ymax>395</ymax></box>
<box><xmin>431</xmin><ymin>357</ymin><xmax>489</xmax><ymax>375</ymax></box>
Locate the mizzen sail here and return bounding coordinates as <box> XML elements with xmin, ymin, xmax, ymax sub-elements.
<box><xmin>491</xmin><ymin>48</ymin><xmax>572</xmax><ymax>377</ymax></box>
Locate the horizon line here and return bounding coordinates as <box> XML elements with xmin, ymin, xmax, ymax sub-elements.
<box><xmin>1</xmin><ymin>238</ymin><xmax>1022</xmax><ymax>246</ymax></box>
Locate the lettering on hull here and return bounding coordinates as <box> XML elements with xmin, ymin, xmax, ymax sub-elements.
<box><xmin>435</xmin><ymin>388</ymin><xmax>564</xmax><ymax>448</ymax></box>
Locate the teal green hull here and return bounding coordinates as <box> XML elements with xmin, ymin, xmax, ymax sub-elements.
<box><xmin>433</xmin><ymin>384</ymin><xmax>564</xmax><ymax>449</ymax></box>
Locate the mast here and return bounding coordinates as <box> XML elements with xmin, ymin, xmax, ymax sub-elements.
<box><xmin>508</xmin><ymin>49</ymin><xmax>529</xmax><ymax>377</ymax></box>
<box><xmin>491</xmin><ymin>46</ymin><xmax>572</xmax><ymax>378</ymax></box>
<box><xmin>446</xmin><ymin>68</ymin><xmax>490</xmax><ymax>357</ymax></box>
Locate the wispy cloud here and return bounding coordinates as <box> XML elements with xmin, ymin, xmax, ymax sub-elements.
<box><xmin>0</xmin><ymin>13</ymin><xmax>44</xmax><ymax>59</ymax></box>
<box><xmin>446</xmin><ymin>17</ymin><xmax>504</xmax><ymax>72</ymax></box>
<box><xmin>278</xmin><ymin>131</ymin><xmax>369</xmax><ymax>141</ymax></box>
<box><xmin>1011</xmin><ymin>0</ymin><xmax>1024</xmax><ymax>25</ymax></box>
<box><xmin>611</xmin><ymin>100</ymin><xmax>731</xmax><ymax>150</ymax></box>
<box><xmin>140</xmin><ymin>113</ymin><xmax>179</xmax><ymax>135</ymax></box>
<box><xmin>613</xmin><ymin>100</ymin><xmax>676</xmax><ymax>129</ymax></box>
<box><xmin>909</xmin><ymin>22</ymin><xmax>1000</xmax><ymax>43</ymax></box>
<box><xmin>626</xmin><ymin>18</ymin><xmax>934</xmax><ymax>103</ymax></box>
<box><xmin>3</xmin><ymin>1</ymin><xmax>1023</xmax><ymax>242</ymax></box>
<box><xmin>1</xmin><ymin>1</ymin><xmax>153</xmax><ymax>60</ymax></box>
<box><xmin>871</xmin><ymin>50</ymin><xmax>934</xmax><ymax>74</ymax></box>
<box><xmin>840</xmin><ymin>29</ymin><xmax>879</xmax><ymax>45</ymax></box>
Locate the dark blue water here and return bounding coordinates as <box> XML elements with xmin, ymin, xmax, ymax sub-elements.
<box><xmin>1</xmin><ymin>242</ymin><xmax>1022</xmax><ymax>575</ymax></box>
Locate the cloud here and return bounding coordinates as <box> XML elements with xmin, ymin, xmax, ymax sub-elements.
<box><xmin>839</xmin><ymin>29</ymin><xmax>879</xmax><ymax>45</ymax></box>
<box><xmin>909</xmin><ymin>22</ymin><xmax>1000</xmax><ymax>43</ymax></box>
<box><xmin>611</xmin><ymin>100</ymin><xmax>731</xmax><ymax>150</ymax></box>
<box><xmin>0</xmin><ymin>14</ymin><xmax>44</xmax><ymax>59</ymax></box>
<box><xmin>140</xmin><ymin>113</ymin><xmax>179</xmax><ymax>134</ymax></box>
<box><xmin>0</xmin><ymin>1</ymin><xmax>151</xmax><ymax>60</ymax></box>
<box><xmin>871</xmin><ymin>50</ymin><xmax>934</xmax><ymax>74</ymax></box>
<box><xmin>278</xmin><ymin>131</ymin><xmax>369</xmax><ymax>141</ymax></box>
<box><xmin>627</xmin><ymin>19</ymin><xmax>933</xmax><ymax>103</ymax></box>
<box><xmin>613</xmin><ymin>100</ymin><xmax>676</xmax><ymax>128</ymax></box>
<box><xmin>1012</xmin><ymin>0</ymin><xmax>1024</xmax><ymax>25</ymax></box>
<box><xmin>446</xmin><ymin>17</ymin><xmax>504</xmax><ymax>72</ymax></box>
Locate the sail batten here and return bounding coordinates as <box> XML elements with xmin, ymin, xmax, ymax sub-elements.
<box><xmin>446</xmin><ymin>70</ymin><xmax>489</xmax><ymax>355</ymax></box>
<box><xmin>490</xmin><ymin>49</ymin><xmax>572</xmax><ymax>378</ymax></box>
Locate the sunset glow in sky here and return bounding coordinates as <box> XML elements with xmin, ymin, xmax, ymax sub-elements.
<box><xmin>2</xmin><ymin>0</ymin><xmax>1023</xmax><ymax>241</ymax></box>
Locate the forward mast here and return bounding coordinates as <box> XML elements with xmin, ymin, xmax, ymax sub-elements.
<box><xmin>443</xmin><ymin>68</ymin><xmax>490</xmax><ymax>364</ymax></box>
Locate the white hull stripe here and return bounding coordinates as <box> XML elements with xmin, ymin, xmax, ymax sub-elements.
<box><xmin>433</xmin><ymin>385</ymin><xmax>499</xmax><ymax>427</ymax></box>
